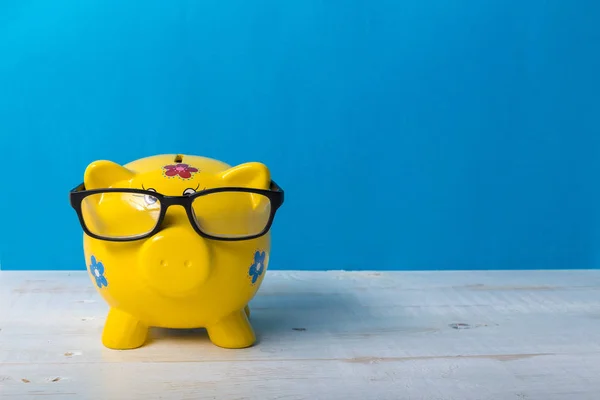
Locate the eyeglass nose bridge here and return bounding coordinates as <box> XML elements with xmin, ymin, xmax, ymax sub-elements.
<box><xmin>154</xmin><ymin>192</ymin><xmax>199</xmax><ymax>229</ymax></box>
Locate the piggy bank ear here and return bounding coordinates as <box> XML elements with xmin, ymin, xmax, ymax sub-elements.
<box><xmin>219</xmin><ymin>162</ymin><xmax>271</xmax><ymax>210</ymax></box>
<box><xmin>84</xmin><ymin>160</ymin><xmax>135</xmax><ymax>189</ymax></box>
<box><xmin>219</xmin><ymin>162</ymin><xmax>271</xmax><ymax>189</ymax></box>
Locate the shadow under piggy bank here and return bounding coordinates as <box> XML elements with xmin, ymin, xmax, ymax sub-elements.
<box><xmin>145</xmin><ymin>295</ymin><xmax>363</xmax><ymax>346</ymax></box>
<box><xmin>143</xmin><ymin>275</ymin><xmax>366</xmax><ymax>348</ymax></box>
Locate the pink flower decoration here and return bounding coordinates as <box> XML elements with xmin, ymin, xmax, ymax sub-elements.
<box><xmin>163</xmin><ymin>163</ymin><xmax>199</xmax><ymax>179</ymax></box>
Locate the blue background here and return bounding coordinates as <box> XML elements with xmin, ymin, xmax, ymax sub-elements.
<box><xmin>1</xmin><ymin>0</ymin><xmax>599</xmax><ymax>271</ymax></box>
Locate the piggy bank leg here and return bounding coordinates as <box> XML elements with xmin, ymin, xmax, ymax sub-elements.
<box><xmin>207</xmin><ymin>309</ymin><xmax>255</xmax><ymax>349</ymax></box>
<box><xmin>102</xmin><ymin>307</ymin><xmax>149</xmax><ymax>350</ymax></box>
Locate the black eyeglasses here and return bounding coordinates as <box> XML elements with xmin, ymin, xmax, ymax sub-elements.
<box><xmin>69</xmin><ymin>181</ymin><xmax>284</xmax><ymax>242</ymax></box>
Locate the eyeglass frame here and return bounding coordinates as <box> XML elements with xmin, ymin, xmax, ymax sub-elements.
<box><xmin>69</xmin><ymin>180</ymin><xmax>285</xmax><ymax>242</ymax></box>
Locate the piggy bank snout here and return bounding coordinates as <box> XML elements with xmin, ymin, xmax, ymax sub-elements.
<box><xmin>138</xmin><ymin>228</ymin><xmax>211</xmax><ymax>297</ymax></box>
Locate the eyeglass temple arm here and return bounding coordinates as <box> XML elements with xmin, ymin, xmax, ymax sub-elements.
<box><xmin>70</xmin><ymin>183</ymin><xmax>86</xmax><ymax>193</ymax></box>
<box><xmin>270</xmin><ymin>180</ymin><xmax>284</xmax><ymax>192</ymax></box>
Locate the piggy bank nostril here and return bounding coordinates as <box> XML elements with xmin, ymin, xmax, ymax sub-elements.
<box><xmin>158</xmin><ymin>259</ymin><xmax>193</xmax><ymax>268</ymax></box>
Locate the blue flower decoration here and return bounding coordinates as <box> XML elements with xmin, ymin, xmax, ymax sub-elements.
<box><xmin>248</xmin><ymin>251</ymin><xmax>267</xmax><ymax>284</ymax></box>
<box><xmin>89</xmin><ymin>255</ymin><xmax>108</xmax><ymax>288</ymax></box>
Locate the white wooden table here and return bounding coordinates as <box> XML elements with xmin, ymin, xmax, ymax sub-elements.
<box><xmin>1</xmin><ymin>270</ymin><xmax>599</xmax><ymax>399</ymax></box>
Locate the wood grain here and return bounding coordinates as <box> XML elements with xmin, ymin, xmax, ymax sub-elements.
<box><xmin>1</xmin><ymin>270</ymin><xmax>600</xmax><ymax>399</ymax></box>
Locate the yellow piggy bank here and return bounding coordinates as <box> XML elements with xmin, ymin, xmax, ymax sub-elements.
<box><xmin>69</xmin><ymin>154</ymin><xmax>285</xmax><ymax>350</ymax></box>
